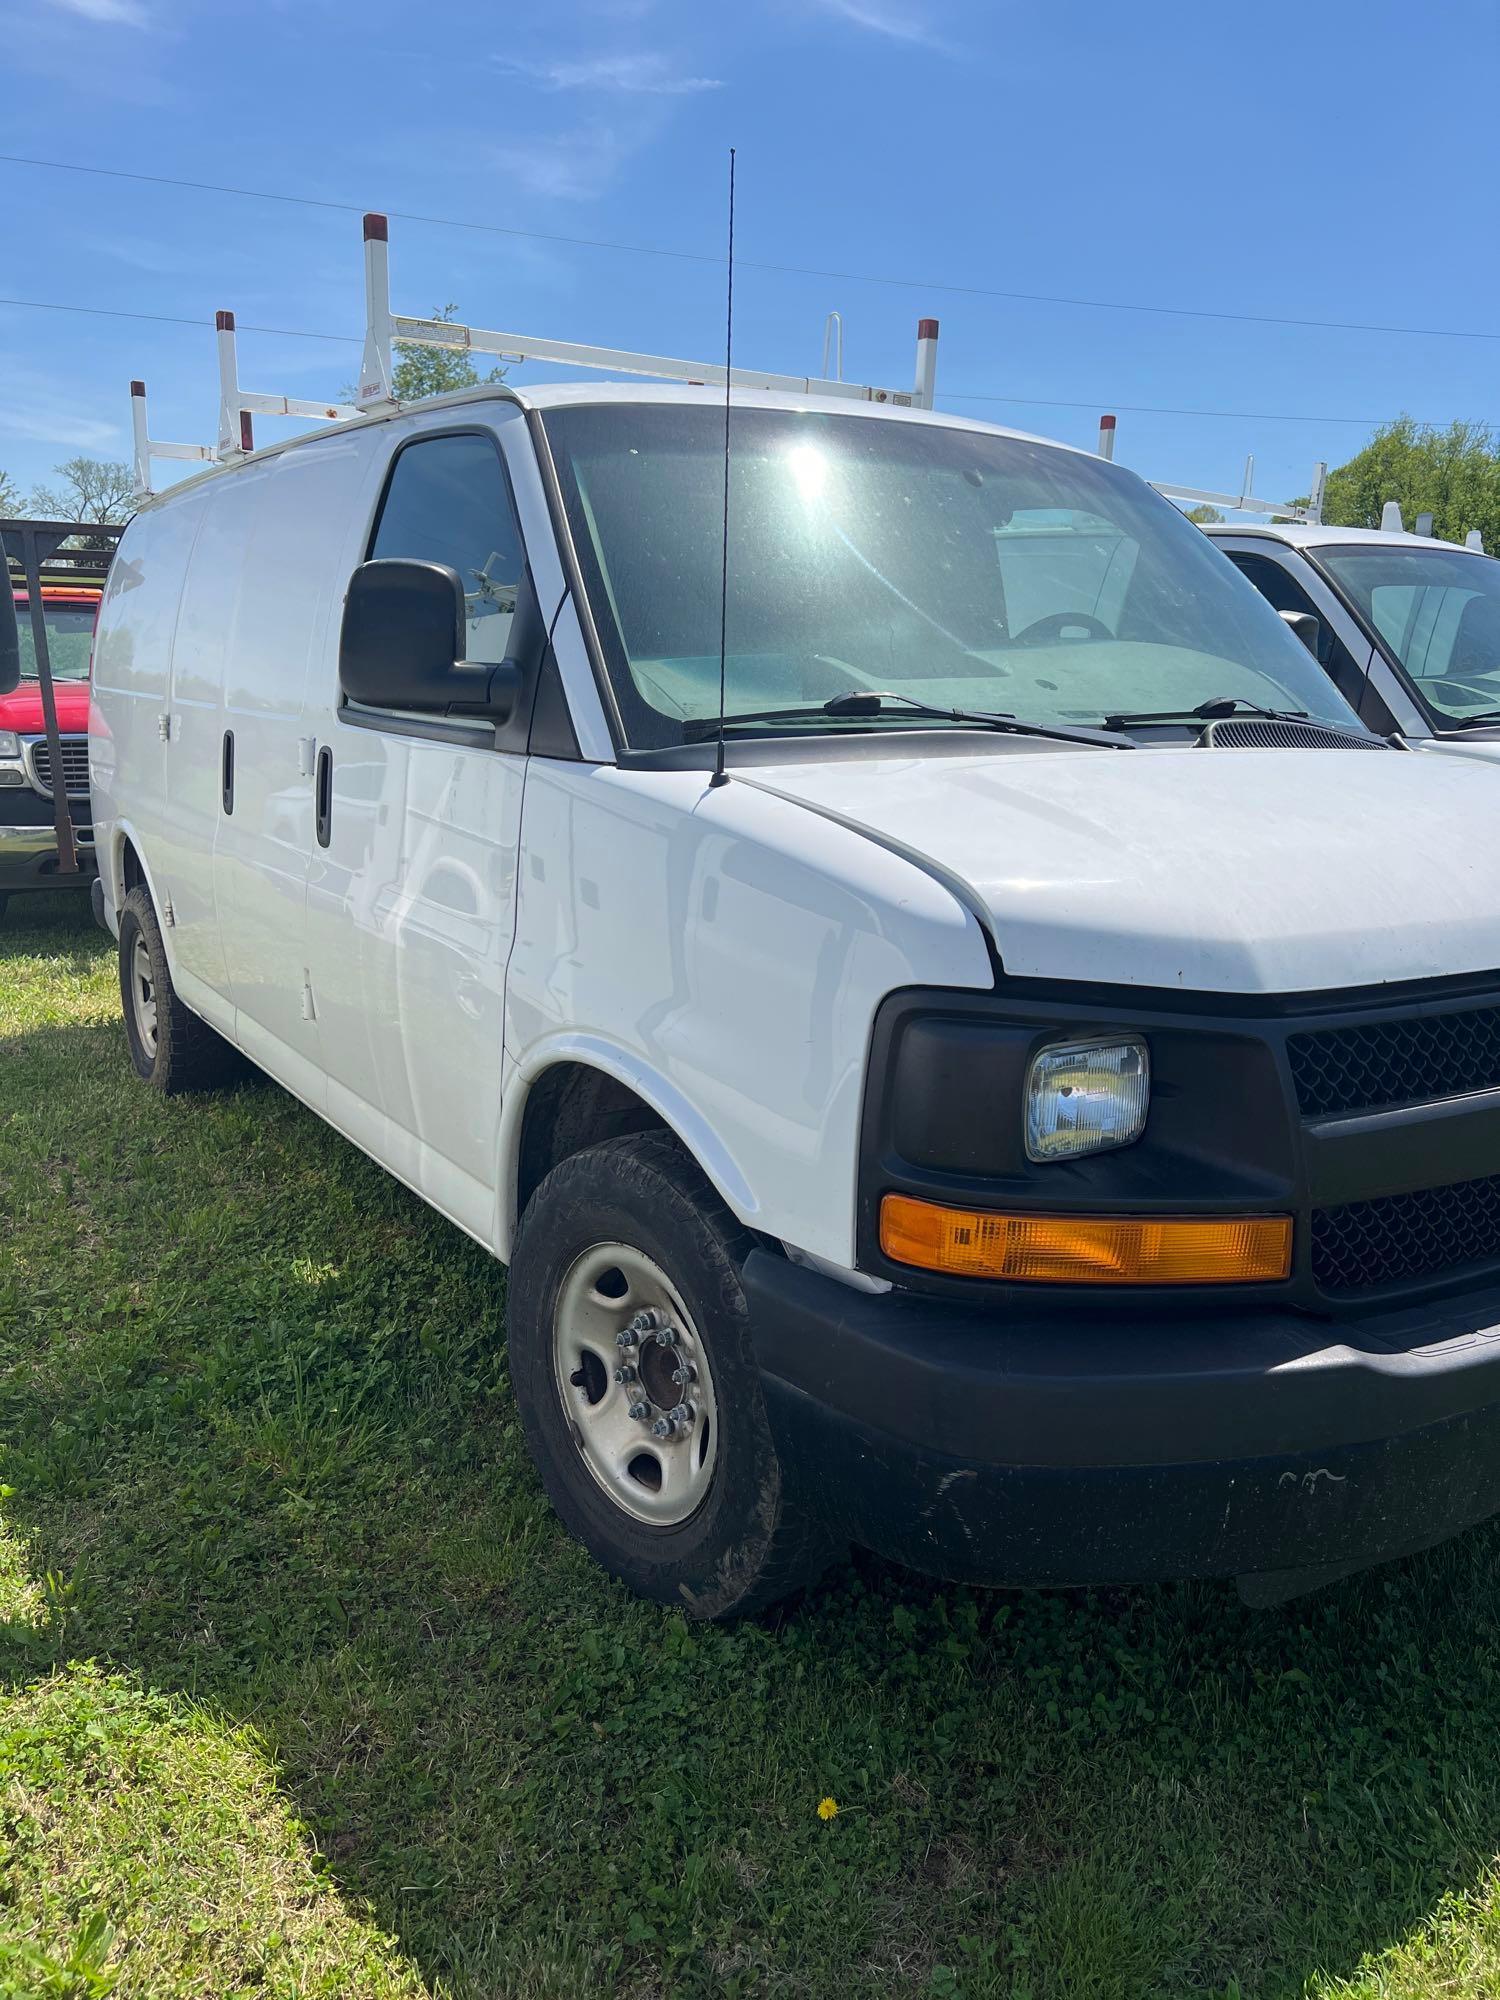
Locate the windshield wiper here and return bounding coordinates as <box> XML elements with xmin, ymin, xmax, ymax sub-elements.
<box><xmin>1446</xmin><ymin>710</ymin><xmax>1500</xmax><ymax>730</ymax></box>
<box><xmin>683</xmin><ymin>689</ymin><xmax>1134</xmax><ymax>749</ymax></box>
<box><xmin>1103</xmin><ymin>695</ymin><xmax>1315</xmax><ymax>728</ymax></box>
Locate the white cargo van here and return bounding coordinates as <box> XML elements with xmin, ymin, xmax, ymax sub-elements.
<box><xmin>69</xmin><ymin>334</ymin><xmax>1500</xmax><ymax>1616</ymax></box>
<box><xmin>1204</xmin><ymin>521</ymin><xmax>1500</xmax><ymax>764</ymax></box>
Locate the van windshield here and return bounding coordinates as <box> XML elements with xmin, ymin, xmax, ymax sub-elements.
<box><xmin>543</xmin><ymin>404</ymin><xmax>1362</xmax><ymax>751</ymax></box>
<box><xmin>1316</xmin><ymin>544</ymin><xmax>1500</xmax><ymax>724</ymax></box>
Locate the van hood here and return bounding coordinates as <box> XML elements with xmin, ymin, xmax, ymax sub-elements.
<box><xmin>747</xmin><ymin>744</ymin><xmax>1500</xmax><ymax>995</ymax></box>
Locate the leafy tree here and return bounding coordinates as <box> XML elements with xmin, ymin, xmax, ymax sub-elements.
<box><xmin>1322</xmin><ymin>416</ymin><xmax>1500</xmax><ymax>549</ymax></box>
<box><xmin>343</xmin><ymin>304</ymin><xmax>507</xmax><ymax>403</ymax></box>
<box><xmin>1183</xmin><ymin>503</ymin><xmax>1223</xmax><ymax>526</ymax></box>
<box><xmin>29</xmin><ymin>456</ymin><xmax>135</xmax><ymax>525</ymax></box>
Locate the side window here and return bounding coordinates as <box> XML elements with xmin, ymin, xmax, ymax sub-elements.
<box><xmin>369</xmin><ymin>432</ymin><xmax>524</xmax><ymax>666</ymax></box>
<box><xmin>1226</xmin><ymin>551</ymin><xmax>1363</xmax><ymax>690</ymax></box>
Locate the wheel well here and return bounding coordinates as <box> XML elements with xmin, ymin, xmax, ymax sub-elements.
<box><xmin>516</xmin><ymin>1064</ymin><xmax>669</xmax><ymax>1224</ymax></box>
<box><xmin>120</xmin><ymin>837</ymin><xmax>145</xmax><ymax>899</ymax></box>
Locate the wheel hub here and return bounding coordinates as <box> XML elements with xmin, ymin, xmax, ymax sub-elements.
<box><xmin>553</xmin><ymin>1245</ymin><xmax>719</xmax><ymax>1526</ymax></box>
<box><xmin>131</xmin><ymin>933</ymin><xmax>158</xmax><ymax>1054</ymax></box>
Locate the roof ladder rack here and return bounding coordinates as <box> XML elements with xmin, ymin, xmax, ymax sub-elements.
<box><xmin>129</xmin><ymin>211</ymin><xmax>941</xmax><ymax>500</ymax></box>
<box><xmin>1097</xmin><ymin>414</ymin><xmax>1327</xmax><ymax>525</ymax></box>
<box><xmin>130</xmin><ymin>380</ymin><xmax>217</xmax><ymax>500</ymax></box>
<box><xmin>214</xmin><ymin>311</ymin><xmax>358</xmax><ymax>464</ymax></box>
<box><xmin>355</xmin><ymin>211</ymin><xmax>940</xmax><ymax>412</ymax></box>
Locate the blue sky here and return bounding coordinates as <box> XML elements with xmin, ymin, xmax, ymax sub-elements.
<box><xmin>2</xmin><ymin>0</ymin><xmax>1497</xmax><ymax>510</ymax></box>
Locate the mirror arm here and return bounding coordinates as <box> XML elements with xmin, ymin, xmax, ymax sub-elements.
<box><xmin>444</xmin><ymin>658</ymin><xmax>524</xmax><ymax>722</ymax></box>
<box><xmin>443</xmin><ymin>567</ymin><xmax>543</xmax><ymax>723</ymax></box>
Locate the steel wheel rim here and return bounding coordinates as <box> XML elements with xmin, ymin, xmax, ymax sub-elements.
<box><xmin>552</xmin><ymin>1241</ymin><xmax>720</xmax><ymax>1527</ymax></box>
<box><xmin>130</xmin><ymin>933</ymin><xmax>158</xmax><ymax>1054</ymax></box>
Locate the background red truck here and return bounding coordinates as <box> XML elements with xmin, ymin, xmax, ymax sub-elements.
<box><xmin>1</xmin><ymin>527</ymin><xmax>121</xmax><ymax>924</ymax></box>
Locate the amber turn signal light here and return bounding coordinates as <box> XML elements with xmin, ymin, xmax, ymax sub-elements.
<box><xmin>879</xmin><ymin>1195</ymin><xmax>1292</xmax><ymax>1285</ymax></box>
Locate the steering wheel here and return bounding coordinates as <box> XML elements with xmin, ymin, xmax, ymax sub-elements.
<box><xmin>1010</xmin><ymin>611</ymin><xmax>1112</xmax><ymax>646</ymax></box>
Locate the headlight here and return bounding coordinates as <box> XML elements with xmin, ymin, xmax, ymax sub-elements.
<box><xmin>0</xmin><ymin>731</ymin><xmax>19</xmax><ymax>760</ymax></box>
<box><xmin>1025</xmin><ymin>1037</ymin><xmax>1149</xmax><ymax>1162</ymax></box>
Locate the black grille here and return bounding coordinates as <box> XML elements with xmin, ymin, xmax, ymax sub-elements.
<box><xmin>1287</xmin><ymin>1006</ymin><xmax>1500</xmax><ymax>1118</ymax></box>
<box><xmin>1313</xmin><ymin>1172</ymin><xmax>1500</xmax><ymax>1293</ymax></box>
<box><xmin>28</xmin><ymin>736</ymin><xmax>90</xmax><ymax>798</ymax></box>
<box><xmin>1202</xmin><ymin>718</ymin><xmax>1388</xmax><ymax>751</ymax></box>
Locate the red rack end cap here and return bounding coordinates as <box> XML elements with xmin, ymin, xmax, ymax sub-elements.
<box><xmin>130</xmin><ymin>379</ymin><xmax>146</xmax><ymax>398</ymax></box>
<box><xmin>1099</xmin><ymin>413</ymin><xmax>1117</xmax><ymax>430</ymax></box>
<box><xmin>215</xmin><ymin>309</ymin><xmax>236</xmax><ymax>332</ymax></box>
<box><xmin>363</xmin><ymin>212</ymin><xmax>389</xmax><ymax>242</ymax></box>
<box><xmin>918</xmin><ymin>318</ymin><xmax>939</xmax><ymax>340</ymax></box>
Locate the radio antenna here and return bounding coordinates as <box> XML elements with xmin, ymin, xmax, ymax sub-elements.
<box><xmin>709</xmin><ymin>146</ymin><xmax>736</xmax><ymax>789</ymax></box>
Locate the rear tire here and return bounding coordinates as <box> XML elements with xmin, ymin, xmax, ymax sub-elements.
<box><xmin>118</xmin><ymin>884</ymin><xmax>241</xmax><ymax>1094</ymax></box>
<box><xmin>508</xmin><ymin>1130</ymin><xmax>839</xmax><ymax>1618</ymax></box>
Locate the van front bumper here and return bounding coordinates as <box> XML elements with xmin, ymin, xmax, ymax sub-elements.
<box><xmin>0</xmin><ymin>823</ymin><xmax>96</xmax><ymax>893</ymax></box>
<box><xmin>745</xmin><ymin>1249</ymin><xmax>1500</xmax><ymax>1592</ymax></box>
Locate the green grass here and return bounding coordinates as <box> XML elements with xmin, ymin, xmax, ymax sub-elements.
<box><xmin>6</xmin><ymin>893</ymin><xmax>1500</xmax><ymax>1996</ymax></box>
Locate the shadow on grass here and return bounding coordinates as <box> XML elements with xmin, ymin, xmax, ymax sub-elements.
<box><xmin>5</xmin><ymin>897</ymin><xmax>1500</xmax><ymax>1996</ymax></box>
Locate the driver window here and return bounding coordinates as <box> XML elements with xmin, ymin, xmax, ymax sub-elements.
<box><xmin>1226</xmin><ymin>551</ymin><xmax>1362</xmax><ymax>687</ymax></box>
<box><xmin>369</xmin><ymin>432</ymin><xmax>523</xmax><ymax>666</ymax></box>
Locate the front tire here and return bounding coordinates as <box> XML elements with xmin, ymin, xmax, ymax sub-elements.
<box><xmin>117</xmin><ymin>885</ymin><xmax>240</xmax><ymax>1093</ymax></box>
<box><xmin>508</xmin><ymin>1131</ymin><xmax>838</xmax><ymax>1618</ymax></box>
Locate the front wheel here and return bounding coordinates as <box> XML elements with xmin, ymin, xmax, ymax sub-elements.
<box><xmin>508</xmin><ymin>1131</ymin><xmax>838</xmax><ymax>1618</ymax></box>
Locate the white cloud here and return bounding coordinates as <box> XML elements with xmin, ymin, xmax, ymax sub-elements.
<box><xmin>0</xmin><ymin>403</ymin><xmax>119</xmax><ymax>453</ymax></box>
<box><xmin>816</xmin><ymin>0</ymin><xmax>952</xmax><ymax>50</ymax></box>
<box><xmin>489</xmin><ymin>124</ymin><xmax>645</xmax><ymax>201</ymax></box>
<box><xmin>498</xmin><ymin>50</ymin><xmax>722</xmax><ymax>94</ymax></box>
<box><xmin>48</xmin><ymin>0</ymin><xmax>150</xmax><ymax>24</ymax></box>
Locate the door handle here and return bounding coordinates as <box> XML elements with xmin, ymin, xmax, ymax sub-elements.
<box><xmin>221</xmin><ymin>728</ymin><xmax>235</xmax><ymax>814</ymax></box>
<box><xmin>315</xmin><ymin>744</ymin><xmax>333</xmax><ymax>848</ymax></box>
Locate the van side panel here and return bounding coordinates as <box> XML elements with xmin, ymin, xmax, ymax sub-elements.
<box><xmin>90</xmin><ymin>497</ymin><xmax>207</xmax><ymax>932</ymax></box>
<box><xmin>159</xmin><ymin>480</ymin><xmax>250</xmax><ymax>1024</ymax></box>
<box><xmin>504</xmin><ymin>762</ymin><xmax>992</xmax><ymax>1268</ymax></box>
<box><xmin>213</xmin><ymin>434</ymin><xmax>374</xmax><ymax>1105</ymax></box>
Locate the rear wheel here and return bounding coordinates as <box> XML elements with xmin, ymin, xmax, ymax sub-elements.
<box><xmin>508</xmin><ymin>1131</ymin><xmax>838</xmax><ymax>1618</ymax></box>
<box><xmin>118</xmin><ymin>885</ymin><xmax>241</xmax><ymax>1093</ymax></box>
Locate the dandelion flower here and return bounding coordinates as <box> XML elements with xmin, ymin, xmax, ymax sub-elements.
<box><xmin>817</xmin><ymin>1796</ymin><xmax>839</xmax><ymax>1821</ymax></box>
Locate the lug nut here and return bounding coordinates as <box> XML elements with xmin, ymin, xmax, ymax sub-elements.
<box><xmin>670</xmin><ymin>1363</ymin><xmax>697</xmax><ymax>1387</ymax></box>
<box><xmin>613</xmin><ymin>1364</ymin><xmax>638</xmax><ymax>1384</ymax></box>
<box><xmin>628</xmin><ymin>1400</ymin><xmax>650</xmax><ymax>1422</ymax></box>
<box><xmin>651</xmin><ymin>1415</ymin><xmax>677</xmax><ymax>1439</ymax></box>
<box><xmin>616</xmin><ymin>1330</ymin><xmax>637</xmax><ymax>1351</ymax></box>
<box><xmin>669</xmin><ymin>1402</ymin><xmax>694</xmax><ymax>1427</ymax></box>
<box><xmin>655</xmin><ymin>1328</ymin><xmax>675</xmax><ymax>1347</ymax></box>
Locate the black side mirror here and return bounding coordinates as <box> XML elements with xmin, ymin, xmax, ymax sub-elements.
<box><xmin>339</xmin><ymin>558</ymin><xmax>534</xmax><ymax>722</ymax></box>
<box><xmin>0</xmin><ymin>578</ymin><xmax>19</xmax><ymax>697</ymax></box>
<box><xmin>1278</xmin><ymin>607</ymin><xmax>1321</xmax><ymax>658</ymax></box>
